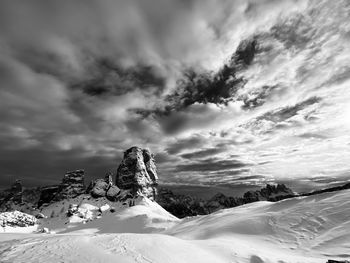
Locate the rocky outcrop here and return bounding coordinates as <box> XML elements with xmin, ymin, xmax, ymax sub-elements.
<box><xmin>0</xmin><ymin>211</ymin><xmax>37</xmax><ymax>227</ymax></box>
<box><xmin>54</xmin><ymin>170</ymin><xmax>85</xmax><ymax>200</ymax></box>
<box><xmin>38</xmin><ymin>170</ymin><xmax>85</xmax><ymax>207</ymax></box>
<box><xmin>116</xmin><ymin>147</ymin><xmax>158</xmax><ymax>200</ymax></box>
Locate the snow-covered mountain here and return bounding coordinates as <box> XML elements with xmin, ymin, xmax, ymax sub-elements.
<box><xmin>0</xmin><ymin>188</ymin><xmax>349</xmax><ymax>263</ymax></box>
<box><xmin>0</xmin><ymin>146</ymin><xmax>349</xmax><ymax>262</ymax></box>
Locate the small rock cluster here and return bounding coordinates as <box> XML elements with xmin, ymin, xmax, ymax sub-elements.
<box><xmin>0</xmin><ymin>211</ymin><xmax>37</xmax><ymax>227</ymax></box>
<box><xmin>87</xmin><ymin>173</ymin><xmax>121</xmax><ymax>201</ymax></box>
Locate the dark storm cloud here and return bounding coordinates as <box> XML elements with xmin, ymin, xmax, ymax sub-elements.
<box><xmin>161</xmin><ymin>37</ymin><xmax>259</xmax><ymax>110</ymax></box>
<box><xmin>72</xmin><ymin>58</ymin><xmax>166</xmax><ymax>97</ymax></box>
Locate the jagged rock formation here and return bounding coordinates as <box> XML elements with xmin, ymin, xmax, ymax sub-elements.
<box><xmin>38</xmin><ymin>170</ymin><xmax>85</xmax><ymax>207</ymax></box>
<box><xmin>0</xmin><ymin>211</ymin><xmax>37</xmax><ymax>227</ymax></box>
<box><xmin>54</xmin><ymin>170</ymin><xmax>85</xmax><ymax>200</ymax></box>
<box><xmin>116</xmin><ymin>147</ymin><xmax>158</xmax><ymax>200</ymax></box>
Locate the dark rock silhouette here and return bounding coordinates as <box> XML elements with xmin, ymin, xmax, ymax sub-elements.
<box><xmin>37</xmin><ymin>186</ymin><xmax>59</xmax><ymax>207</ymax></box>
<box><xmin>157</xmin><ymin>183</ymin><xmax>295</xmax><ymax>218</ymax></box>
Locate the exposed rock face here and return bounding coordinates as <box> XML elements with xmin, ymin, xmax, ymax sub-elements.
<box><xmin>55</xmin><ymin>170</ymin><xmax>85</xmax><ymax>200</ymax></box>
<box><xmin>38</xmin><ymin>170</ymin><xmax>85</xmax><ymax>207</ymax></box>
<box><xmin>116</xmin><ymin>147</ymin><xmax>158</xmax><ymax>200</ymax></box>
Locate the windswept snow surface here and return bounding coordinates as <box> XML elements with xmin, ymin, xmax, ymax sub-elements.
<box><xmin>0</xmin><ymin>190</ymin><xmax>349</xmax><ymax>263</ymax></box>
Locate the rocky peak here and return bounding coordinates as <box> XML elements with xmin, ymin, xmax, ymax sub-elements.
<box><xmin>38</xmin><ymin>170</ymin><xmax>86</xmax><ymax>207</ymax></box>
<box><xmin>53</xmin><ymin>169</ymin><xmax>85</xmax><ymax>201</ymax></box>
<box><xmin>116</xmin><ymin>146</ymin><xmax>158</xmax><ymax>200</ymax></box>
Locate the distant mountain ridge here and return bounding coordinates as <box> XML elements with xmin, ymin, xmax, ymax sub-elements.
<box><xmin>157</xmin><ymin>182</ymin><xmax>350</xmax><ymax>218</ymax></box>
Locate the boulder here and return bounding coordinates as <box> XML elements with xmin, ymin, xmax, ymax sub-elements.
<box><xmin>116</xmin><ymin>146</ymin><xmax>158</xmax><ymax>200</ymax></box>
<box><xmin>99</xmin><ymin>204</ymin><xmax>110</xmax><ymax>213</ymax></box>
<box><xmin>106</xmin><ymin>185</ymin><xmax>120</xmax><ymax>201</ymax></box>
<box><xmin>89</xmin><ymin>179</ymin><xmax>109</xmax><ymax>198</ymax></box>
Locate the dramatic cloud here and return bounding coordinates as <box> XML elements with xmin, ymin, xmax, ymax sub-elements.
<box><xmin>0</xmin><ymin>0</ymin><xmax>350</xmax><ymax>192</ymax></box>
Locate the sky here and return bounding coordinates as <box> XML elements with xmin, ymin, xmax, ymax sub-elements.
<box><xmin>1</xmin><ymin>0</ymin><xmax>350</xmax><ymax>193</ymax></box>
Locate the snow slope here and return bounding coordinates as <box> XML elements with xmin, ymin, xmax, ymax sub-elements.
<box><xmin>0</xmin><ymin>189</ymin><xmax>349</xmax><ymax>263</ymax></box>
